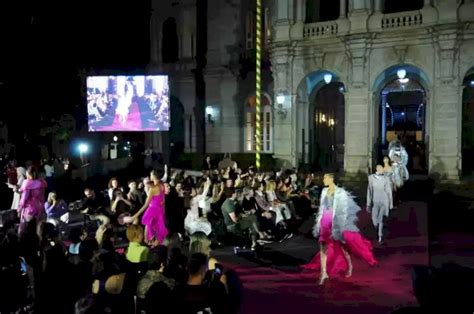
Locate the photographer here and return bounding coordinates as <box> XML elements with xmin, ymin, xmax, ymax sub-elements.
<box><xmin>80</xmin><ymin>188</ymin><xmax>110</xmax><ymax>226</ymax></box>
<box><xmin>110</xmin><ymin>189</ymin><xmax>132</xmax><ymax>216</ymax></box>
<box><xmin>175</xmin><ymin>253</ymin><xmax>228</xmax><ymax>314</ymax></box>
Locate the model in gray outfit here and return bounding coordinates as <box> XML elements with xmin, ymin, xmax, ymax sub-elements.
<box><xmin>367</xmin><ymin>165</ymin><xmax>393</xmax><ymax>243</ymax></box>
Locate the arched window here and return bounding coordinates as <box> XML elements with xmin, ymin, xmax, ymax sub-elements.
<box><xmin>383</xmin><ymin>0</ymin><xmax>423</xmax><ymax>14</ymax></box>
<box><xmin>306</xmin><ymin>0</ymin><xmax>340</xmax><ymax>23</ymax></box>
<box><xmin>245</xmin><ymin>95</ymin><xmax>272</xmax><ymax>152</ymax></box>
<box><xmin>162</xmin><ymin>17</ymin><xmax>179</xmax><ymax>63</ymax></box>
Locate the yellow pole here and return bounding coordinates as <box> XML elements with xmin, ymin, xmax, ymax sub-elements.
<box><xmin>255</xmin><ymin>0</ymin><xmax>262</xmax><ymax>170</ymax></box>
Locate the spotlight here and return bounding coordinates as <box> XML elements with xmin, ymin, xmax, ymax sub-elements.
<box><xmin>397</xmin><ymin>69</ymin><xmax>407</xmax><ymax>79</ymax></box>
<box><xmin>323</xmin><ymin>73</ymin><xmax>333</xmax><ymax>84</ymax></box>
<box><xmin>78</xmin><ymin>143</ymin><xmax>89</xmax><ymax>154</ymax></box>
<box><xmin>113</xmin><ymin>136</ymin><xmax>118</xmax><ymax>142</ymax></box>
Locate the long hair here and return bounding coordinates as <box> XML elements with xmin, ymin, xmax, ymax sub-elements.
<box><xmin>382</xmin><ymin>155</ymin><xmax>392</xmax><ymax>165</ymax></box>
<box><xmin>26</xmin><ymin>166</ymin><xmax>38</xmax><ymax>180</ymax></box>
<box><xmin>47</xmin><ymin>192</ymin><xmax>57</xmax><ymax>204</ymax></box>
<box><xmin>108</xmin><ymin>177</ymin><xmax>119</xmax><ymax>189</ymax></box>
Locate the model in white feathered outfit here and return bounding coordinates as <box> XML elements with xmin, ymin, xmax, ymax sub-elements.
<box><xmin>388</xmin><ymin>140</ymin><xmax>409</xmax><ymax>189</ymax></box>
<box><xmin>304</xmin><ymin>173</ymin><xmax>377</xmax><ymax>285</ymax></box>
<box><xmin>116</xmin><ymin>81</ymin><xmax>134</xmax><ymax>126</ymax></box>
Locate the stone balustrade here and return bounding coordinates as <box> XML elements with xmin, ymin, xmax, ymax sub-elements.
<box><xmin>303</xmin><ymin>21</ymin><xmax>339</xmax><ymax>38</ymax></box>
<box><xmin>381</xmin><ymin>10</ymin><xmax>423</xmax><ymax>30</ymax></box>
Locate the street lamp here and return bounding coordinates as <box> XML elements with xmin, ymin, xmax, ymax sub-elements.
<box><xmin>78</xmin><ymin>143</ymin><xmax>89</xmax><ymax>165</ymax></box>
<box><xmin>397</xmin><ymin>69</ymin><xmax>409</xmax><ymax>83</ymax></box>
<box><xmin>276</xmin><ymin>94</ymin><xmax>287</xmax><ymax>119</ymax></box>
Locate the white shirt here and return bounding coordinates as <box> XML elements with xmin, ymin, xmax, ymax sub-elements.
<box><xmin>44</xmin><ymin>164</ymin><xmax>55</xmax><ymax>177</ymax></box>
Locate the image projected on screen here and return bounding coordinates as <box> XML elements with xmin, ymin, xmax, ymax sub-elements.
<box><xmin>87</xmin><ymin>75</ymin><xmax>170</xmax><ymax>132</ymax></box>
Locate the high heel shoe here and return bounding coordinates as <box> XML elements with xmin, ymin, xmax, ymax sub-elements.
<box><xmin>318</xmin><ymin>272</ymin><xmax>329</xmax><ymax>285</ymax></box>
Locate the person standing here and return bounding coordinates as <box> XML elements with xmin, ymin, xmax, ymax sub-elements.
<box><xmin>367</xmin><ymin>165</ymin><xmax>393</xmax><ymax>244</ymax></box>
<box><xmin>131</xmin><ymin>170</ymin><xmax>169</xmax><ymax>245</ymax></box>
<box><xmin>7</xmin><ymin>166</ymin><xmax>26</xmax><ymax>210</ymax></box>
<box><xmin>17</xmin><ymin>166</ymin><xmax>47</xmax><ymax>233</ymax></box>
<box><xmin>302</xmin><ymin>173</ymin><xmax>377</xmax><ymax>285</ymax></box>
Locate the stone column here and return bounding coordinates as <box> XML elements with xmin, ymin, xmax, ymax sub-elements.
<box><xmin>271</xmin><ymin>50</ymin><xmax>294</xmax><ymax>166</ymax></box>
<box><xmin>430</xmin><ymin>30</ymin><xmax>461</xmax><ymax>181</ymax></box>
<box><xmin>184</xmin><ymin>114</ymin><xmax>191</xmax><ymax>152</ymax></box>
<box><xmin>274</xmin><ymin>0</ymin><xmax>294</xmax><ymax>42</ymax></box>
<box><xmin>343</xmin><ymin>37</ymin><xmax>371</xmax><ymax>177</ymax></box>
<box><xmin>276</xmin><ymin>0</ymin><xmax>292</xmax><ymax>22</ymax></box>
<box><xmin>424</xmin><ymin>0</ymin><xmax>431</xmax><ymax>7</ymax></box>
<box><xmin>381</xmin><ymin>93</ymin><xmax>387</xmax><ymax>145</ymax></box>
<box><xmin>374</xmin><ymin>0</ymin><xmax>384</xmax><ymax>12</ymax></box>
<box><xmin>296</xmin><ymin>0</ymin><xmax>306</xmax><ymax>22</ymax></box>
<box><xmin>340</xmin><ymin>0</ymin><xmax>347</xmax><ymax>17</ymax></box>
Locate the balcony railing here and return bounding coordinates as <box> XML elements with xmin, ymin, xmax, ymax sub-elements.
<box><xmin>303</xmin><ymin>21</ymin><xmax>339</xmax><ymax>39</ymax></box>
<box><xmin>381</xmin><ymin>11</ymin><xmax>423</xmax><ymax>29</ymax></box>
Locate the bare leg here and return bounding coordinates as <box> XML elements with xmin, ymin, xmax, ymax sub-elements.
<box><xmin>319</xmin><ymin>243</ymin><xmax>329</xmax><ymax>285</ymax></box>
<box><xmin>378</xmin><ymin>222</ymin><xmax>384</xmax><ymax>243</ymax></box>
<box><xmin>342</xmin><ymin>246</ymin><xmax>353</xmax><ymax>278</ymax></box>
<box><xmin>144</xmin><ymin>225</ymin><xmax>154</xmax><ymax>244</ymax></box>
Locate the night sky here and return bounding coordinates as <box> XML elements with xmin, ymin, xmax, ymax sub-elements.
<box><xmin>0</xmin><ymin>0</ymin><xmax>426</xmax><ymax>142</ymax></box>
<box><xmin>0</xmin><ymin>0</ymin><xmax>151</xmax><ymax>140</ymax></box>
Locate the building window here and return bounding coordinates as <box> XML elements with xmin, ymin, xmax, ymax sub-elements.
<box><xmin>245</xmin><ymin>95</ymin><xmax>272</xmax><ymax>152</ymax></box>
<box><xmin>264</xmin><ymin>7</ymin><xmax>271</xmax><ymax>44</ymax></box>
<box><xmin>162</xmin><ymin>17</ymin><xmax>179</xmax><ymax>63</ymax></box>
<box><xmin>383</xmin><ymin>0</ymin><xmax>423</xmax><ymax>14</ymax></box>
<box><xmin>246</xmin><ymin>11</ymin><xmax>255</xmax><ymax>50</ymax></box>
<box><xmin>306</xmin><ymin>0</ymin><xmax>340</xmax><ymax>23</ymax></box>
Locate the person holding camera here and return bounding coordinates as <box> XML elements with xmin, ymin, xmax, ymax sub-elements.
<box><xmin>174</xmin><ymin>253</ymin><xmax>229</xmax><ymax>314</ymax></box>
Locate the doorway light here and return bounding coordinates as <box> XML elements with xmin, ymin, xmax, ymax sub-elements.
<box><xmin>323</xmin><ymin>73</ymin><xmax>333</xmax><ymax>84</ymax></box>
<box><xmin>470</xmin><ymin>80</ymin><xmax>474</xmax><ymax>86</ymax></box>
<box><xmin>397</xmin><ymin>69</ymin><xmax>406</xmax><ymax>79</ymax></box>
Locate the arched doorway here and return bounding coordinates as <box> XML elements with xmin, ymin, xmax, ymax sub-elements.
<box><xmin>309</xmin><ymin>80</ymin><xmax>345</xmax><ymax>172</ymax></box>
<box><xmin>462</xmin><ymin>70</ymin><xmax>474</xmax><ymax>177</ymax></box>
<box><xmin>373</xmin><ymin>65</ymin><xmax>429</xmax><ymax>174</ymax></box>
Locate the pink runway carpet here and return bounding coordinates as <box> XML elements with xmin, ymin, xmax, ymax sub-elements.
<box><xmin>98</xmin><ymin>103</ymin><xmax>157</xmax><ymax>131</ymax></box>
<box><xmin>217</xmin><ymin>201</ymin><xmax>428</xmax><ymax>314</ymax></box>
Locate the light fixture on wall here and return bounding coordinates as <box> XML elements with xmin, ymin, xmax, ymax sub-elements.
<box><xmin>276</xmin><ymin>93</ymin><xmax>287</xmax><ymax>119</ymax></box>
<box><xmin>206</xmin><ymin>106</ymin><xmax>215</xmax><ymax>126</ymax></box>
<box><xmin>397</xmin><ymin>68</ymin><xmax>409</xmax><ymax>83</ymax></box>
<box><xmin>323</xmin><ymin>73</ymin><xmax>333</xmax><ymax>84</ymax></box>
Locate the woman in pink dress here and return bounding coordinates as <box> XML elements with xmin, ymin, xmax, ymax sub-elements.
<box><xmin>302</xmin><ymin>173</ymin><xmax>377</xmax><ymax>285</ymax></box>
<box><xmin>18</xmin><ymin>166</ymin><xmax>48</xmax><ymax>233</ymax></box>
<box><xmin>131</xmin><ymin>170</ymin><xmax>168</xmax><ymax>244</ymax></box>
